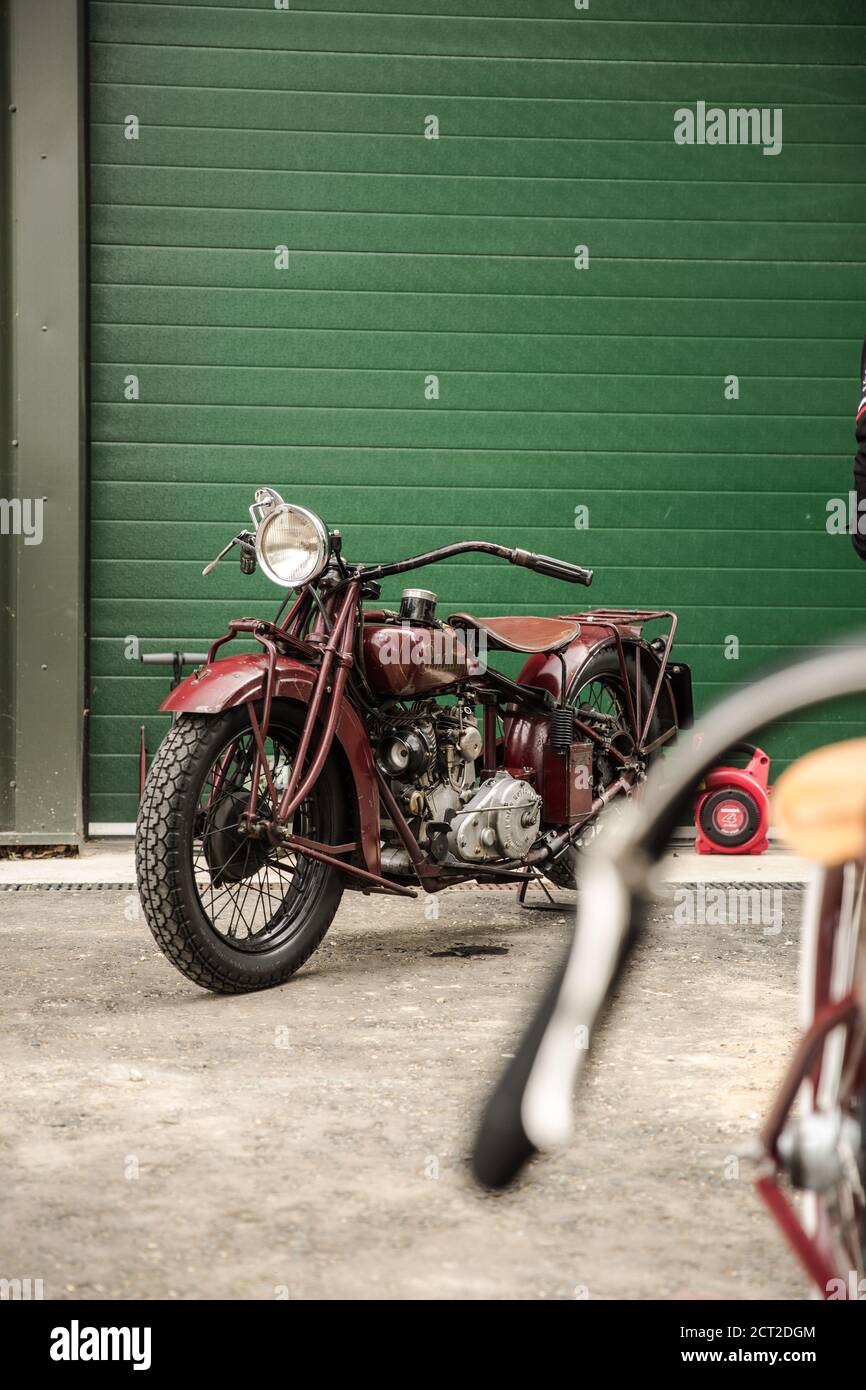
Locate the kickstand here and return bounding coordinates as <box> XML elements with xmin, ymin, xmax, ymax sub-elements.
<box><xmin>517</xmin><ymin>870</ymin><xmax>563</xmax><ymax>912</ymax></box>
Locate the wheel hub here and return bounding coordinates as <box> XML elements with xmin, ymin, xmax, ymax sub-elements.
<box><xmin>202</xmin><ymin>790</ymin><xmax>272</xmax><ymax>885</ymax></box>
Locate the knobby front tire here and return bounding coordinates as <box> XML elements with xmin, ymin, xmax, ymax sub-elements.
<box><xmin>135</xmin><ymin>706</ymin><xmax>346</xmax><ymax>994</ymax></box>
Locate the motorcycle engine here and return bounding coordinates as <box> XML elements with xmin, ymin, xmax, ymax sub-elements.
<box><xmin>448</xmin><ymin>771</ymin><xmax>541</xmax><ymax>863</ymax></box>
<box><xmin>376</xmin><ymin>701</ymin><xmax>541</xmax><ymax>871</ymax></box>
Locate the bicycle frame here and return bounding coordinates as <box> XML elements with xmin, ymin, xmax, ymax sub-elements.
<box><xmin>473</xmin><ymin>640</ymin><xmax>866</xmax><ymax>1298</ymax></box>
<box><xmin>755</xmin><ymin>862</ymin><xmax>866</xmax><ymax>1293</ymax></box>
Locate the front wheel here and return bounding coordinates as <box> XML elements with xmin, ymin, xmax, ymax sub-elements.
<box><xmin>135</xmin><ymin>703</ymin><xmax>346</xmax><ymax>993</ymax></box>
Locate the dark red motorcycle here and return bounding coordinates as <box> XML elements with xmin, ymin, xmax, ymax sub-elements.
<box><xmin>135</xmin><ymin>488</ymin><xmax>693</xmax><ymax>993</ymax></box>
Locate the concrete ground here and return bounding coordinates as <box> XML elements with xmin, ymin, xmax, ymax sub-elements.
<box><xmin>1</xmin><ymin>872</ymin><xmax>808</xmax><ymax>1301</ymax></box>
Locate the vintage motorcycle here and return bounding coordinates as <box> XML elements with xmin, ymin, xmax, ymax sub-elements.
<box><xmin>135</xmin><ymin>488</ymin><xmax>693</xmax><ymax>993</ymax></box>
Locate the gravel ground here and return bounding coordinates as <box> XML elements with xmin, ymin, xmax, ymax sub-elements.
<box><xmin>1</xmin><ymin>882</ymin><xmax>807</xmax><ymax>1301</ymax></box>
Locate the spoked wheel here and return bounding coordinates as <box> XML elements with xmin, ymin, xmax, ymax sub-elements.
<box><xmin>572</xmin><ymin>677</ymin><xmax>633</xmax><ymax>788</ymax></box>
<box><xmin>194</xmin><ymin>726</ymin><xmax>318</xmax><ymax>945</ymax></box>
<box><xmin>545</xmin><ymin>647</ymin><xmax>665</xmax><ymax>887</ymax></box>
<box><xmin>136</xmin><ymin>702</ymin><xmax>346</xmax><ymax>993</ymax></box>
<box><xmin>797</xmin><ymin>862</ymin><xmax>866</xmax><ymax>1289</ymax></box>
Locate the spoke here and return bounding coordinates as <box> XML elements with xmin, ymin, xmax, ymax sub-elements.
<box><xmin>237</xmin><ymin>872</ymin><xmax>265</xmax><ymax>938</ymax></box>
<box><xmin>190</xmin><ymin>724</ymin><xmax>318</xmax><ymax>946</ymax></box>
<box><xmin>265</xmin><ymin>856</ymin><xmax>301</xmax><ymax>879</ymax></box>
<box><xmin>227</xmin><ymin>876</ymin><xmax>254</xmax><ymax>939</ymax></box>
<box><xmin>250</xmin><ymin>864</ymin><xmax>270</xmax><ymax>932</ymax></box>
<box><xmin>209</xmin><ymin>834</ymin><xmax>250</xmax><ymax>882</ymax></box>
<box><xmin>199</xmin><ymin>819</ymin><xmax>244</xmax><ymax>843</ymax></box>
<box><xmin>209</xmin><ymin>888</ymin><xmax>244</xmax><ymax>929</ymax></box>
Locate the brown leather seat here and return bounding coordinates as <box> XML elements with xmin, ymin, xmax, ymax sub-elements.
<box><xmin>448</xmin><ymin>613</ymin><xmax>580</xmax><ymax>655</ymax></box>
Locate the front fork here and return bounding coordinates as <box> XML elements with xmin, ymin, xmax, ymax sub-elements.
<box><xmin>205</xmin><ymin>581</ymin><xmax>358</xmax><ymax>829</ymax></box>
<box><xmin>225</xmin><ymin>582</ymin><xmax>419</xmax><ymax>899</ymax></box>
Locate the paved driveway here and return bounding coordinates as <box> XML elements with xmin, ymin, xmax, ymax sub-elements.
<box><xmin>1</xmin><ymin>882</ymin><xmax>806</xmax><ymax>1300</ymax></box>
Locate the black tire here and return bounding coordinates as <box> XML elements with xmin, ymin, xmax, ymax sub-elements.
<box><xmin>546</xmin><ymin>646</ymin><xmax>666</xmax><ymax>887</ymax></box>
<box><xmin>570</xmin><ymin>645</ymin><xmax>668</xmax><ymax>763</ymax></box>
<box><xmin>135</xmin><ymin>702</ymin><xmax>346</xmax><ymax>994</ymax></box>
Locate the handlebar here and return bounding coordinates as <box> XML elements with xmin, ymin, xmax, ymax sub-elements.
<box><xmin>510</xmin><ymin>548</ymin><xmax>593</xmax><ymax>586</ymax></box>
<box><xmin>356</xmin><ymin>541</ymin><xmax>592</xmax><ymax>587</ymax></box>
<box><xmin>140</xmin><ymin>652</ymin><xmax>208</xmax><ymax>667</ymax></box>
<box><xmin>472</xmin><ymin>951</ymin><xmax>572</xmax><ymax>1190</ymax></box>
<box><xmin>471</xmin><ymin>638</ymin><xmax>866</xmax><ymax>1190</ymax></box>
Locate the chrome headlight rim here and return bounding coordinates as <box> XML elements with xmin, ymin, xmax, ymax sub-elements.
<box><xmin>255</xmin><ymin>502</ymin><xmax>330</xmax><ymax>589</ymax></box>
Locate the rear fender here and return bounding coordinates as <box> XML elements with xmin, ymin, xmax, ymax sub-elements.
<box><xmin>514</xmin><ymin>623</ymin><xmax>636</xmax><ymax>706</ymax></box>
<box><xmin>161</xmin><ymin>653</ymin><xmax>381</xmax><ymax>873</ymax></box>
<box><xmin>503</xmin><ymin>625</ymin><xmax>682</xmax><ymax>778</ymax></box>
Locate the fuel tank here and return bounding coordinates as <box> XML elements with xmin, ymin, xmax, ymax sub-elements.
<box><xmin>362</xmin><ymin>620</ymin><xmax>482</xmax><ymax>698</ymax></box>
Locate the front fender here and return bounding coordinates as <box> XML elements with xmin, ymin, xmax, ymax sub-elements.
<box><xmin>161</xmin><ymin>654</ymin><xmax>381</xmax><ymax>874</ymax></box>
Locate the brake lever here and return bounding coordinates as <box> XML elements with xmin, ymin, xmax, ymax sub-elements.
<box><xmin>202</xmin><ymin>531</ymin><xmax>256</xmax><ymax>577</ymax></box>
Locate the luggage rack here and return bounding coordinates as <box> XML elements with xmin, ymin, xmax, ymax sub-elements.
<box><xmin>565</xmin><ymin>608</ymin><xmax>680</xmax><ymax>753</ymax></box>
<box><xmin>566</xmin><ymin>606</ymin><xmax>676</xmax><ymax>627</ymax></box>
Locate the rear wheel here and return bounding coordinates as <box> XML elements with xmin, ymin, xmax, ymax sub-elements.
<box><xmin>546</xmin><ymin>647</ymin><xmax>667</xmax><ymax>887</ymax></box>
<box><xmin>136</xmin><ymin>702</ymin><xmax>346</xmax><ymax>993</ymax></box>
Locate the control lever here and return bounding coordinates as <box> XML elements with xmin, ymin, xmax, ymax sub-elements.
<box><xmin>202</xmin><ymin>530</ymin><xmax>256</xmax><ymax>577</ymax></box>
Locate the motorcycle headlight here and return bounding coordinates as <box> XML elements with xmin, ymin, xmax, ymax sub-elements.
<box><xmin>255</xmin><ymin>503</ymin><xmax>330</xmax><ymax>588</ymax></box>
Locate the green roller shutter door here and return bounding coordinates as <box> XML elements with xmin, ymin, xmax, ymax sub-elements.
<box><xmin>88</xmin><ymin>0</ymin><xmax>866</xmax><ymax>828</ymax></box>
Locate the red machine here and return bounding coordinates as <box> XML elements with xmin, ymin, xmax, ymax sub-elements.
<box><xmin>134</xmin><ymin>486</ymin><xmax>694</xmax><ymax>994</ymax></box>
<box><xmin>694</xmin><ymin>741</ymin><xmax>771</xmax><ymax>855</ymax></box>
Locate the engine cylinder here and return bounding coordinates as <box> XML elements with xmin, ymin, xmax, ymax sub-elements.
<box><xmin>379</xmin><ymin>727</ymin><xmax>434</xmax><ymax>780</ymax></box>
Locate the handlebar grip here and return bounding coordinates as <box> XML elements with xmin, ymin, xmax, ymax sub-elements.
<box><xmin>473</xmin><ymin>856</ymin><xmax>647</xmax><ymax>1192</ymax></box>
<box><xmin>140</xmin><ymin>652</ymin><xmax>208</xmax><ymax>667</ymax></box>
<box><xmin>511</xmin><ymin>549</ymin><xmax>593</xmax><ymax>586</ymax></box>
<box><xmin>471</xmin><ymin>951</ymin><xmax>569</xmax><ymax>1190</ymax></box>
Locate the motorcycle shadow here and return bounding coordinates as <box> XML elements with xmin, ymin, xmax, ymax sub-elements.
<box><xmin>141</xmin><ymin>885</ymin><xmax>577</xmax><ymax>1005</ymax></box>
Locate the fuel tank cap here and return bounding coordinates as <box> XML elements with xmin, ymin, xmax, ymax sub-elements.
<box><xmin>399</xmin><ymin>588</ymin><xmax>438</xmax><ymax>625</ymax></box>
